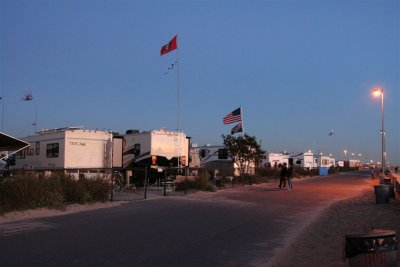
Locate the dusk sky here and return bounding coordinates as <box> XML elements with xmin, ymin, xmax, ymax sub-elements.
<box><xmin>1</xmin><ymin>0</ymin><xmax>399</xmax><ymax>164</ymax></box>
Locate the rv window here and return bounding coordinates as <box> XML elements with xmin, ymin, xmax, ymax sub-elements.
<box><xmin>35</xmin><ymin>142</ymin><xmax>40</xmax><ymax>155</ymax></box>
<box><xmin>200</xmin><ymin>149</ymin><xmax>206</xmax><ymax>158</ymax></box>
<box><xmin>134</xmin><ymin>144</ymin><xmax>140</xmax><ymax>156</ymax></box>
<box><xmin>16</xmin><ymin>150</ymin><xmax>26</xmax><ymax>159</ymax></box>
<box><xmin>218</xmin><ymin>149</ymin><xmax>228</xmax><ymax>159</ymax></box>
<box><xmin>27</xmin><ymin>148</ymin><xmax>34</xmax><ymax>156</ymax></box>
<box><xmin>46</xmin><ymin>143</ymin><xmax>59</xmax><ymax>158</ymax></box>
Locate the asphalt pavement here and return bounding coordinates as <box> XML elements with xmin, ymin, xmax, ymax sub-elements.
<box><xmin>0</xmin><ymin>171</ymin><xmax>372</xmax><ymax>267</ymax></box>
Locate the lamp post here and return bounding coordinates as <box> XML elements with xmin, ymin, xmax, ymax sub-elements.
<box><xmin>372</xmin><ymin>88</ymin><xmax>385</xmax><ymax>177</ymax></box>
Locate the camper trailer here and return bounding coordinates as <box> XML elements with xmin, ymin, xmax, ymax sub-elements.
<box><xmin>263</xmin><ymin>153</ymin><xmax>289</xmax><ymax>168</ymax></box>
<box><xmin>197</xmin><ymin>144</ymin><xmax>255</xmax><ymax>176</ymax></box>
<box><xmin>319</xmin><ymin>156</ymin><xmax>335</xmax><ymax>168</ymax></box>
<box><xmin>263</xmin><ymin>152</ymin><xmax>318</xmax><ymax>169</ymax></box>
<box><xmin>122</xmin><ymin>129</ymin><xmax>189</xmax><ymax>168</ymax></box>
<box><xmin>12</xmin><ymin>127</ymin><xmax>122</xmax><ymax>176</ymax></box>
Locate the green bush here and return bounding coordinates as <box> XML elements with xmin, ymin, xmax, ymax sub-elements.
<box><xmin>0</xmin><ymin>174</ymin><xmax>65</xmax><ymax>213</ymax></box>
<box><xmin>175</xmin><ymin>170</ymin><xmax>215</xmax><ymax>192</ymax></box>
<box><xmin>0</xmin><ymin>173</ymin><xmax>110</xmax><ymax>214</ymax></box>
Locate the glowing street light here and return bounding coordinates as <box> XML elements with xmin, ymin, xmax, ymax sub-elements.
<box><xmin>371</xmin><ymin>87</ymin><xmax>385</xmax><ymax>176</ymax></box>
<box><xmin>344</xmin><ymin>150</ymin><xmax>348</xmax><ymax>160</ymax></box>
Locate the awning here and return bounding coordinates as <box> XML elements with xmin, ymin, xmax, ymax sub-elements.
<box><xmin>0</xmin><ymin>132</ymin><xmax>30</xmax><ymax>159</ymax></box>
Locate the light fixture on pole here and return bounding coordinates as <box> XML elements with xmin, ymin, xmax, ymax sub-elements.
<box><xmin>372</xmin><ymin>88</ymin><xmax>385</xmax><ymax>177</ymax></box>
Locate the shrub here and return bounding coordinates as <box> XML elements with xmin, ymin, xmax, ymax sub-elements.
<box><xmin>0</xmin><ymin>173</ymin><xmax>111</xmax><ymax>214</ymax></box>
<box><xmin>0</xmin><ymin>174</ymin><xmax>66</xmax><ymax>213</ymax></box>
<box><xmin>175</xmin><ymin>170</ymin><xmax>215</xmax><ymax>192</ymax></box>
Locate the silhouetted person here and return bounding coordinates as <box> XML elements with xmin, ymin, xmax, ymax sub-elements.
<box><xmin>279</xmin><ymin>163</ymin><xmax>287</xmax><ymax>189</ymax></box>
<box><xmin>287</xmin><ymin>163</ymin><xmax>294</xmax><ymax>190</ymax></box>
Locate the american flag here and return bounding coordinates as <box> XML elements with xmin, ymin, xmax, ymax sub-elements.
<box><xmin>231</xmin><ymin>122</ymin><xmax>243</xmax><ymax>135</ymax></box>
<box><xmin>223</xmin><ymin>107</ymin><xmax>242</xmax><ymax>124</ymax></box>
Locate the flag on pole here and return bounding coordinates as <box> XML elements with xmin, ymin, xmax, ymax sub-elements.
<box><xmin>160</xmin><ymin>35</ymin><xmax>178</xmax><ymax>56</ymax></box>
<box><xmin>21</xmin><ymin>92</ymin><xmax>33</xmax><ymax>101</ymax></box>
<box><xmin>223</xmin><ymin>107</ymin><xmax>242</xmax><ymax>124</ymax></box>
<box><xmin>231</xmin><ymin>122</ymin><xmax>243</xmax><ymax>135</ymax></box>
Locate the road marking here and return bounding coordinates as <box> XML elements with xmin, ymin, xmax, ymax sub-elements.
<box><xmin>0</xmin><ymin>220</ymin><xmax>56</xmax><ymax>236</ymax></box>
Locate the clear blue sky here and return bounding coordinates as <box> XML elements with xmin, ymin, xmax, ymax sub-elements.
<box><xmin>1</xmin><ymin>0</ymin><xmax>399</xmax><ymax>165</ymax></box>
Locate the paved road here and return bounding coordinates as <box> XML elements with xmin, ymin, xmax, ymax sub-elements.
<box><xmin>0</xmin><ymin>171</ymin><xmax>372</xmax><ymax>267</ymax></box>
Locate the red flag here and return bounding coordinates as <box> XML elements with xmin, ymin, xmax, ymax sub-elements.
<box><xmin>160</xmin><ymin>35</ymin><xmax>177</xmax><ymax>56</ymax></box>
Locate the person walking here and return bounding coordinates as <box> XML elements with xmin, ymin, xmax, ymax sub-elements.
<box><xmin>279</xmin><ymin>163</ymin><xmax>288</xmax><ymax>189</ymax></box>
<box><xmin>287</xmin><ymin>163</ymin><xmax>294</xmax><ymax>190</ymax></box>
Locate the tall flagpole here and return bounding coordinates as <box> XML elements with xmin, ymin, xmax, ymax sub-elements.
<box><xmin>175</xmin><ymin>35</ymin><xmax>181</xmax><ymax>170</ymax></box>
<box><xmin>241</xmin><ymin>106</ymin><xmax>245</xmax><ymax>135</ymax></box>
<box><xmin>176</xmin><ymin>38</ymin><xmax>180</xmax><ymax>132</ymax></box>
<box><xmin>1</xmin><ymin>96</ymin><xmax>4</xmax><ymax>132</ymax></box>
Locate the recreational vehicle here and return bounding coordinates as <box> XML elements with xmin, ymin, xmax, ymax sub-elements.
<box><xmin>197</xmin><ymin>144</ymin><xmax>255</xmax><ymax>176</ymax></box>
<box><xmin>263</xmin><ymin>153</ymin><xmax>289</xmax><ymax>168</ymax></box>
<box><xmin>319</xmin><ymin>156</ymin><xmax>335</xmax><ymax>168</ymax></box>
<box><xmin>12</xmin><ymin>127</ymin><xmax>122</xmax><ymax>177</ymax></box>
<box><xmin>263</xmin><ymin>152</ymin><xmax>318</xmax><ymax>169</ymax></box>
<box><xmin>122</xmin><ymin>129</ymin><xmax>189</xmax><ymax>169</ymax></box>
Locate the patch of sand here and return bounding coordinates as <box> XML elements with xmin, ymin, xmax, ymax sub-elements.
<box><xmin>269</xmin><ymin>189</ymin><xmax>400</xmax><ymax>267</ymax></box>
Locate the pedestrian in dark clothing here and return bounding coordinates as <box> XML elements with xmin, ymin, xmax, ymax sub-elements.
<box><xmin>287</xmin><ymin>163</ymin><xmax>294</xmax><ymax>190</ymax></box>
<box><xmin>279</xmin><ymin>163</ymin><xmax>287</xmax><ymax>189</ymax></box>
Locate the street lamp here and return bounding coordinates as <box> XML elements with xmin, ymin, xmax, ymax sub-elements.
<box><xmin>344</xmin><ymin>150</ymin><xmax>347</xmax><ymax>160</ymax></box>
<box><xmin>372</xmin><ymin>87</ymin><xmax>385</xmax><ymax>176</ymax></box>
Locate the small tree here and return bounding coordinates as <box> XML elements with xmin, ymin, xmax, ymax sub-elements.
<box><xmin>221</xmin><ymin>134</ymin><xmax>265</xmax><ymax>185</ymax></box>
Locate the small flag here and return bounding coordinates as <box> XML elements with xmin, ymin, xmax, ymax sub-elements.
<box><xmin>223</xmin><ymin>107</ymin><xmax>242</xmax><ymax>124</ymax></box>
<box><xmin>231</xmin><ymin>122</ymin><xmax>243</xmax><ymax>135</ymax></box>
<box><xmin>160</xmin><ymin>35</ymin><xmax>177</xmax><ymax>56</ymax></box>
<box><xmin>328</xmin><ymin>130</ymin><xmax>334</xmax><ymax>136</ymax></box>
<box><xmin>22</xmin><ymin>92</ymin><xmax>33</xmax><ymax>101</ymax></box>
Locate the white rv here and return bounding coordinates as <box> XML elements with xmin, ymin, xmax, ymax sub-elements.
<box><xmin>122</xmin><ymin>129</ymin><xmax>189</xmax><ymax>168</ymax></box>
<box><xmin>263</xmin><ymin>152</ymin><xmax>318</xmax><ymax>169</ymax></box>
<box><xmin>263</xmin><ymin>153</ymin><xmax>289</xmax><ymax>167</ymax></box>
<box><xmin>12</xmin><ymin>127</ymin><xmax>122</xmax><ymax>174</ymax></box>
<box><xmin>319</xmin><ymin>156</ymin><xmax>335</xmax><ymax>168</ymax></box>
<box><xmin>292</xmin><ymin>152</ymin><xmax>318</xmax><ymax>169</ymax></box>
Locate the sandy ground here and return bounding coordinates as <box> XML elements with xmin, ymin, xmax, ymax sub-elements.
<box><xmin>269</xmin><ymin>178</ymin><xmax>400</xmax><ymax>267</ymax></box>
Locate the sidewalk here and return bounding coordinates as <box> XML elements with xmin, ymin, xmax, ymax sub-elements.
<box><xmin>269</xmin><ymin>175</ymin><xmax>400</xmax><ymax>267</ymax></box>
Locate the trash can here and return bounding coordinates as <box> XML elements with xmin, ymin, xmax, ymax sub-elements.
<box><xmin>345</xmin><ymin>229</ymin><xmax>398</xmax><ymax>267</ymax></box>
<box><xmin>319</xmin><ymin>167</ymin><xmax>328</xmax><ymax>176</ymax></box>
<box><xmin>383</xmin><ymin>179</ymin><xmax>395</xmax><ymax>198</ymax></box>
<box><xmin>374</xmin><ymin>185</ymin><xmax>390</xmax><ymax>204</ymax></box>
